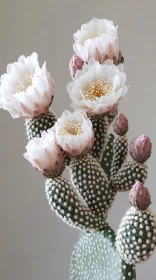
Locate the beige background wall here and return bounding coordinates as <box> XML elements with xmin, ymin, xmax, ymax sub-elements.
<box><xmin>0</xmin><ymin>0</ymin><xmax>155</xmax><ymax>279</ymax></box>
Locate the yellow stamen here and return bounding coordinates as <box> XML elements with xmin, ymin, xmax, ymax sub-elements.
<box><xmin>59</xmin><ymin>121</ymin><xmax>83</xmax><ymax>137</ymax></box>
<box><xmin>83</xmin><ymin>79</ymin><xmax>112</xmax><ymax>101</ymax></box>
<box><xmin>16</xmin><ymin>72</ymin><xmax>34</xmax><ymax>93</ymax></box>
<box><xmin>90</xmin><ymin>32</ymin><xmax>103</xmax><ymax>39</ymax></box>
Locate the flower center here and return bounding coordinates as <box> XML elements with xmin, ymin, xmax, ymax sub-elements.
<box><xmin>16</xmin><ymin>72</ymin><xmax>34</xmax><ymax>93</ymax></box>
<box><xmin>90</xmin><ymin>32</ymin><xmax>103</xmax><ymax>39</ymax></box>
<box><xmin>83</xmin><ymin>79</ymin><xmax>112</xmax><ymax>101</ymax></box>
<box><xmin>81</xmin><ymin>29</ymin><xmax>109</xmax><ymax>46</ymax></box>
<box><xmin>59</xmin><ymin>121</ymin><xmax>83</xmax><ymax>137</ymax></box>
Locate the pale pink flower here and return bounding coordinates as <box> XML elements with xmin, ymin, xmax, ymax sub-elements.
<box><xmin>52</xmin><ymin>110</ymin><xmax>94</xmax><ymax>157</ymax></box>
<box><xmin>73</xmin><ymin>18</ymin><xmax>119</xmax><ymax>64</ymax></box>
<box><xmin>24</xmin><ymin>130</ymin><xmax>65</xmax><ymax>178</ymax></box>
<box><xmin>0</xmin><ymin>52</ymin><xmax>54</xmax><ymax>118</ymax></box>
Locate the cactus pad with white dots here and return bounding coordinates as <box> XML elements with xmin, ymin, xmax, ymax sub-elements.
<box><xmin>45</xmin><ymin>176</ymin><xmax>107</xmax><ymax>231</ymax></box>
<box><xmin>116</xmin><ymin>207</ymin><xmax>156</xmax><ymax>264</ymax></box>
<box><xmin>111</xmin><ymin>135</ymin><xmax>128</xmax><ymax>178</ymax></box>
<box><xmin>70</xmin><ymin>154</ymin><xmax>116</xmax><ymax>217</ymax></box>
<box><xmin>70</xmin><ymin>227</ymin><xmax>136</xmax><ymax>280</ymax></box>
<box><xmin>89</xmin><ymin>115</ymin><xmax>109</xmax><ymax>162</ymax></box>
<box><xmin>111</xmin><ymin>161</ymin><xmax>148</xmax><ymax>191</ymax></box>
<box><xmin>107</xmin><ymin>108</ymin><xmax>118</xmax><ymax>125</ymax></box>
<box><xmin>101</xmin><ymin>133</ymin><xmax>115</xmax><ymax>180</ymax></box>
<box><xmin>25</xmin><ymin>110</ymin><xmax>57</xmax><ymax>140</ymax></box>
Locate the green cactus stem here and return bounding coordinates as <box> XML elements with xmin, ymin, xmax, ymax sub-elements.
<box><xmin>101</xmin><ymin>133</ymin><xmax>115</xmax><ymax>179</ymax></box>
<box><xmin>25</xmin><ymin>110</ymin><xmax>57</xmax><ymax>140</ymax></box>
<box><xmin>45</xmin><ymin>176</ymin><xmax>107</xmax><ymax>231</ymax></box>
<box><xmin>116</xmin><ymin>207</ymin><xmax>156</xmax><ymax>264</ymax></box>
<box><xmin>70</xmin><ymin>154</ymin><xmax>116</xmax><ymax>217</ymax></box>
<box><xmin>111</xmin><ymin>161</ymin><xmax>148</xmax><ymax>191</ymax></box>
<box><xmin>61</xmin><ymin>151</ymin><xmax>71</xmax><ymax>167</ymax></box>
<box><xmin>106</xmin><ymin>108</ymin><xmax>118</xmax><ymax>125</ymax></box>
<box><xmin>70</xmin><ymin>226</ymin><xmax>136</xmax><ymax>280</ymax></box>
<box><xmin>111</xmin><ymin>135</ymin><xmax>128</xmax><ymax>178</ymax></box>
<box><xmin>89</xmin><ymin>115</ymin><xmax>109</xmax><ymax>162</ymax></box>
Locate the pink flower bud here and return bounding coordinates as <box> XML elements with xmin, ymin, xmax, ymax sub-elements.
<box><xmin>129</xmin><ymin>181</ymin><xmax>151</xmax><ymax>211</ymax></box>
<box><xmin>129</xmin><ymin>134</ymin><xmax>152</xmax><ymax>163</ymax></box>
<box><xmin>69</xmin><ymin>54</ymin><xmax>84</xmax><ymax>78</ymax></box>
<box><xmin>113</xmin><ymin>113</ymin><xmax>128</xmax><ymax>136</ymax></box>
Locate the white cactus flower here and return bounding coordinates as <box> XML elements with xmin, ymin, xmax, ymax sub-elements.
<box><xmin>52</xmin><ymin>110</ymin><xmax>94</xmax><ymax>157</ymax></box>
<box><xmin>0</xmin><ymin>52</ymin><xmax>54</xmax><ymax>118</ymax></box>
<box><xmin>73</xmin><ymin>18</ymin><xmax>119</xmax><ymax>64</ymax></box>
<box><xmin>67</xmin><ymin>59</ymin><xmax>128</xmax><ymax>116</ymax></box>
<box><xmin>24</xmin><ymin>130</ymin><xmax>65</xmax><ymax>178</ymax></box>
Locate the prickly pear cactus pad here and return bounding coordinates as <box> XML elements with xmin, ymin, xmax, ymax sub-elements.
<box><xmin>107</xmin><ymin>108</ymin><xmax>118</xmax><ymax>125</ymax></box>
<box><xmin>111</xmin><ymin>161</ymin><xmax>148</xmax><ymax>191</ymax></box>
<box><xmin>110</xmin><ymin>135</ymin><xmax>128</xmax><ymax>178</ymax></box>
<box><xmin>0</xmin><ymin>17</ymin><xmax>155</xmax><ymax>280</ymax></box>
<box><xmin>89</xmin><ymin>115</ymin><xmax>109</xmax><ymax>162</ymax></box>
<box><xmin>70</xmin><ymin>227</ymin><xmax>136</xmax><ymax>280</ymax></box>
<box><xmin>70</xmin><ymin>154</ymin><xmax>116</xmax><ymax>217</ymax></box>
<box><xmin>45</xmin><ymin>176</ymin><xmax>107</xmax><ymax>231</ymax></box>
<box><xmin>25</xmin><ymin>110</ymin><xmax>57</xmax><ymax>140</ymax></box>
<box><xmin>101</xmin><ymin>133</ymin><xmax>114</xmax><ymax>179</ymax></box>
<box><xmin>116</xmin><ymin>207</ymin><xmax>156</xmax><ymax>264</ymax></box>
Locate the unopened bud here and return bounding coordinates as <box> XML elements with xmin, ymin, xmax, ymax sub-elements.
<box><xmin>129</xmin><ymin>181</ymin><xmax>151</xmax><ymax>211</ymax></box>
<box><xmin>69</xmin><ymin>54</ymin><xmax>84</xmax><ymax>78</ymax></box>
<box><xmin>129</xmin><ymin>134</ymin><xmax>152</xmax><ymax>163</ymax></box>
<box><xmin>113</xmin><ymin>113</ymin><xmax>128</xmax><ymax>136</ymax></box>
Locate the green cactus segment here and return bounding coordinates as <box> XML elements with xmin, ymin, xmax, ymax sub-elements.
<box><xmin>101</xmin><ymin>133</ymin><xmax>115</xmax><ymax>179</ymax></box>
<box><xmin>89</xmin><ymin>115</ymin><xmax>109</xmax><ymax>161</ymax></box>
<box><xmin>61</xmin><ymin>150</ymin><xmax>71</xmax><ymax>167</ymax></box>
<box><xmin>111</xmin><ymin>135</ymin><xmax>128</xmax><ymax>178</ymax></box>
<box><xmin>111</xmin><ymin>161</ymin><xmax>148</xmax><ymax>191</ymax></box>
<box><xmin>70</xmin><ymin>154</ymin><xmax>116</xmax><ymax>217</ymax></box>
<box><xmin>116</xmin><ymin>207</ymin><xmax>156</xmax><ymax>265</ymax></box>
<box><xmin>25</xmin><ymin>110</ymin><xmax>57</xmax><ymax>140</ymax></box>
<box><xmin>45</xmin><ymin>176</ymin><xmax>107</xmax><ymax>231</ymax></box>
<box><xmin>70</xmin><ymin>226</ymin><xmax>136</xmax><ymax>280</ymax></box>
<box><xmin>106</xmin><ymin>108</ymin><xmax>118</xmax><ymax>125</ymax></box>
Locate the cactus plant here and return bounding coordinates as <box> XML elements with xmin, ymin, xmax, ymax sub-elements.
<box><xmin>0</xmin><ymin>17</ymin><xmax>155</xmax><ymax>280</ymax></box>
